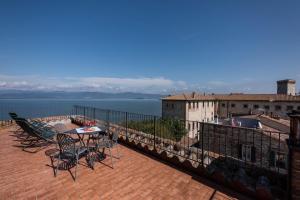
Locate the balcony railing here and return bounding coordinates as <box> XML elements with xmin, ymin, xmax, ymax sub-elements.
<box><xmin>72</xmin><ymin>105</ymin><xmax>288</xmax><ymax>198</ymax></box>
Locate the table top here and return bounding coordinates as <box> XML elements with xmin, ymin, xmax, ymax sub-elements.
<box><xmin>76</xmin><ymin>126</ymin><xmax>101</xmax><ymax>134</ymax></box>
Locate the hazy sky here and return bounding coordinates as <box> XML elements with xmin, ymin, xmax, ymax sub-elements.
<box><xmin>0</xmin><ymin>0</ymin><xmax>299</xmax><ymax>94</ymax></box>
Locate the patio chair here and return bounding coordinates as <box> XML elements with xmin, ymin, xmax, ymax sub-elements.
<box><xmin>14</xmin><ymin>117</ymin><xmax>35</xmax><ymax>139</ymax></box>
<box><xmin>107</xmin><ymin>128</ymin><xmax>121</xmax><ymax>160</ymax></box>
<box><xmin>19</xmin><ymin>120</ymin><xmax>56</xmax><ymax>151</ymax></box>
<box><xmin>9</xmin><ymin>113</ymin><xmax>27</xmax><ymax>134</ymax></box>
<box><xmin>55</xmin><ymin>133</ymin><xmax>87</xmax><ymax>181</ymax></box>
<box><xmin>13</xmin><ymin>116</ymin><xmax>49</xmax><ymax>134</ymax></box>
<box><xmin>86</xmin><ymin>130</ymin><xmax>114</xmax><ymax>169</ymax></box>
<box><xmin>95</xmin><ymin>128</ymin><xmax>121</xmax><ymax>168</ymax></box>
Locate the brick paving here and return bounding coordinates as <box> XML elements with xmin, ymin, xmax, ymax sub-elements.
<box><xmin>0</xmin><ymin>125</ymin><xmax>250</xmax><ymax>200</ymax></box>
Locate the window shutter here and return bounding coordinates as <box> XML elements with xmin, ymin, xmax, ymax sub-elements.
<box><xmin>251</xmin><ymin>146</ymin><xmax>256</xmax><ymax>162</ymax></box>
<box><xmin>238</xmin><ymin>144</ymin><xmax>242</xmax><ymax>159</ymax></box>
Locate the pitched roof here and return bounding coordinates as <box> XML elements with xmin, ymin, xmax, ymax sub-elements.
<box><xmin>162</xmin><ymin>93</ymin><xmax>300</xmax><ymax>102</ymax></box>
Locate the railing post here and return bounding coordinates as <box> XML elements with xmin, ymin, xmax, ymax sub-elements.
<box><xmin>201</xmin><ymin>122</ymin><xmax>204</xmax><ymax>167</ymax></box>
<box><xmin>83</xmin><ymin>107</ymin><xmax>86</xmax><ymax>124</ymax></box>
<box><xmin>93</xmin><ymin>107</ymin><xmax>96</xmax><ymax>123</ymax></box>
<box><xmin>107</xmin><ymin>110</ymin><xmax>110</xmax><ymax>129</ymax></box>
<box><xmin>153</xmin><ymin>116</ymin><xmax>156</xmax><ymax>150</ymax></box>
<box><xmin>125</xmin><ymin>112</ymin><xmax>128</xmax><ymax>141</ymax></box>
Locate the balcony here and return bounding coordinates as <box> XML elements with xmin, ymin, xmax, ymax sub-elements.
<box><xmin>0</xmin><ymin>122</ymin><xmax>247</xmax><ymax>199</ymax></box>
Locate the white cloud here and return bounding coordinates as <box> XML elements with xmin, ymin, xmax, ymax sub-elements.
<box><xmin>0</xmin><ymin>74</ymin><xmax>186</xmax><ymax>94</ymax></box>
<box><xmin>0</xmin><ymin>74</ymin><xmax>298</xmax><ymax>94</ymax></box>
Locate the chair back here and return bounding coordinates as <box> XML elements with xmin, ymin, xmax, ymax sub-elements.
<box><xmin>56</xmin><ymin>133</ymin><xmax>76</xmax><ymax>155</ymax></box>
<box><xmin>112</xmin><ymin>129</ymin><xmax>119</xmax><ymax>142</ymax></box>
<box><xmin>18</xmin><ymin>119</ymin><xmax>40</xmax><ymax>138</ymax></box>
<box><xmin>14</xmin><ymin>117</ymin><xmax>26</xmax><ymax>125</ymax></box>
<box><xmin>9</xmin><ymin>112</ymin><xmax>18</xmax><ymax>119</ymax></box>
<box><xmin>15</xmin><ymin>118</ymin><xmax>29</xmax><ymax>130</ymax></box>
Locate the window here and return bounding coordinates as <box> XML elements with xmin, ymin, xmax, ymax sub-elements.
<box><xmin>188</xmin><ymin>102</ymin><xmax>191</xmax><ymax>109</ymax></box>
<box><xmin>211</xmin><ymin>101</ymin><xmax>213</xmax><ymax>107</ymax></box>
<box><xmin>221</xmin><ymin>103</ymin><xmax>226</xmax><ymax>108</ymax></box>
<box><xmin>242</xmin><ymin>145</ymin><xmax>252</xmax><ymax>162</ymax></box>
<box><xmin>231</xmin><ymin>104</ymin><xmax>235</xmax><ymax>108</ymax></box>
<box><xmin>207</xmin><ymin>101</ymin><xmax>210</xmax><ymax>107</ymax></box>
<box><xmin>239</xmin><ymin>144</ymin><xmax>255</xmax><ymax>162</ymax></box>
<box><xmin>243</xmin><ymin>104</ymin><xmax>248</xmax><ymax>108</ymax></box>
<box><xmin>193</xmin><ymin>102</ymin><xmax>195</xmax><ymax>109</ymax></box>
<box><xmin>188</xmin><ymin>123</ymin><xmax>191</xmax><ymax>130</ymax></box>
<box><xmin>171</xmin><ymin>104</ymin><xmax>174</xmax><ymax>109</ymax></box>
<box><xmin>203</xmin><ymin>102</ymin><xmax>204</xmax><ymax>108</ymax></box>
<box><xmin>196</xmin><ymin>102</ymin><xmax>199</xmax><ymax>109</ymax></box>
<box><xmin>254</xmin><ymin>105</ymin><xmax>259</xmax><ymax>109</ymax></box>
<box><xmin>298</xmin><ymin>106</ymin><xmax>300</xmax><ymax>110</ymax></box>
<box><xmin>275</xmin><ymin>105</ymin><xmax>281</xmax><ymax>111</ymax></box>
<box><xmin>270</xmin><ymin>151</ymin><xmax>287</xmax><ymax>169</ymax></box>
<box><xmin>264</xmin><ymin>105</ymin><xmax>270</xmax><ymax>110</ymax></box>
<box><xmin>287</xmin><ymin>105</ymin><xmax>293</xmax><ymax>111</ymax></box>
<box><xmin>166</xmin><ymin>103</ymin><xmax>169</xmax><ymax>108</ymax></box>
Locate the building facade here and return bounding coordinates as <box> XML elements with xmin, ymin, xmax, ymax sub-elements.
<box><xmin>162</xmin><ymin>93</ymin><xmax>215</xmax><ymax>123</ymax></box>
<box><xmin>162</xmin><ymin>80</ymin><xmax>300</xmax><ymax>137</ymax></box>
<box><xmin>217</xmin><ymin>94</ymin><xmax>300</xmax><ymax>118</ymax></box>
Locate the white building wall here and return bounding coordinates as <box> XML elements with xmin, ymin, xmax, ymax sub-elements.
<box><xmin>218</xmin><ymin>101</ymin><xmax>300</xmax><ymax>119</ymax></box>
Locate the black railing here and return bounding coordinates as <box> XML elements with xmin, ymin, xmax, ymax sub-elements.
<box><xmin>72</xmin><ymin>105</ymin><xmax>288</xmax><ymax>198</ymax></box>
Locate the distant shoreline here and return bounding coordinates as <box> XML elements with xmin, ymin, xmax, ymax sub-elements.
<box><xmin>0</xmin><ymin>98</ymin><xmax>161</xmax><ymax>101</ymax></box>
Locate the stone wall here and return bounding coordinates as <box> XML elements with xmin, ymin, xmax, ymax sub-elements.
<box><xmin>199</xmin><ymin>124</ymin><xmax>288</xmax><ymax>173</ymax></box>
<box><xmin>290</xmin><ymin>147</ymin><xmax>300</xmax><ymax>199</ymax></box>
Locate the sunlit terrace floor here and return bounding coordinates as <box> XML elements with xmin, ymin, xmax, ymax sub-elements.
<box><xmin>0</xmin><ymin>124</ymin><xmax>250</xmax><ymax>200</ymax></box>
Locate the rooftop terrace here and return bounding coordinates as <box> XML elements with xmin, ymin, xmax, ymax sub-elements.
<box><xmin>0</xmin><ymin>123</ymin><xmax>248</xmax><ymax>200</ymax></box>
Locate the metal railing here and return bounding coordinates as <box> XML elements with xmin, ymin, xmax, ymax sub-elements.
<box><xmin>72</xmin><ymin>105</ymin><xmax>288</xmax><ymax>197</ymax></box>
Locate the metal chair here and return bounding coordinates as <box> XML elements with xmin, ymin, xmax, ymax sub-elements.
<box><xmin>55</xmin><ymin>133</ymin><xmax>87</xmax><ymax>181</ymax></box>
<box><xmin>86</xmin><ymin>130</ymin><xmax>114</xmax><ymax>169</ymax></box>
<box><xmin>101</xmin><ymin>128</ymin><xmax>121</xmax><ymax>168</ymax></box>
<box><xmin>108</xmin><ymin>128</ymin><xmax>121</xmax><ymax>159</ymax></box>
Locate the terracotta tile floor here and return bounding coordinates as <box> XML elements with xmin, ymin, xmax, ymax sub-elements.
<box><xmin>0</xmin><ymin>125</ymin><xmax>251</xmax><ymax>200</ymax></box>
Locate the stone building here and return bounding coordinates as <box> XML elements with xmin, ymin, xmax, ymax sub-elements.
<box><xmin>162</xmin><ymin>80</ymin><xmax>300</xmax><ymax>122</ymax></box>
<box><xmin>216</xmin><ymin>94</ymin><xmax>300</xmax><ymax>119</ymax></box>
<box><xmin>162</xmin><ymin>80</ymin><xmax>300</xmax><ymax>138</ymax></box>
<box><xmin>162</xmin><ymin>92</ymin><xmax>215</xmax><ymax>123</ymax></box>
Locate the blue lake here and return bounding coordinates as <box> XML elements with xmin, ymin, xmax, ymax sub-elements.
<box><xmin>0</xmin><ymin>99</ymin><xmax>161</xmax><ymax>120</ymax></box>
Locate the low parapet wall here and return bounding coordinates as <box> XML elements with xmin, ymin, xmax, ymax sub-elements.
<box><xmin>117</xmin><ymin>134</ymin><xmax>286</xmax><ymax>200</ymax></box>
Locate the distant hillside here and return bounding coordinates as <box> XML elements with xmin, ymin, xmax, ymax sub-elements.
<box><xmin>0</xmin><ymin>90</ymin><xmax>162</xmax><ymax>99</ymax></box>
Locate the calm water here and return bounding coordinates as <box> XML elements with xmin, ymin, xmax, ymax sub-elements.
<box><xmin>0</xmin><ymin>99</ymin><xmax>161</xmax><ymax>120</ymax></box>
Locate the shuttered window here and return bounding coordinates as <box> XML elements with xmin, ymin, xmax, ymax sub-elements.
<box><xmin>238</xmin><ymin>144</ymin><xmax>256</xmax><ymax>162</ymax></box>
